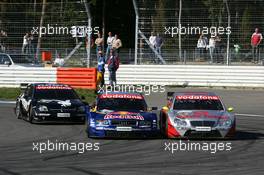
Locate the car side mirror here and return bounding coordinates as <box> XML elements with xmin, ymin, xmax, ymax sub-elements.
<box><xmin>227</xmin><ymin>107</ymin><xmax>234</xmax><ymax>112</ymax></box>
<box><xmin>4</xmin><ymin>61</ymin><xmax>11</xmax><ymax>66</ymax></box>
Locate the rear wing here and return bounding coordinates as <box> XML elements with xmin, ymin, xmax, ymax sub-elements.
<box><xmin>20</xmin><ymin>83</ymin><xmax>29</xmax><ymax>90</ymax></box>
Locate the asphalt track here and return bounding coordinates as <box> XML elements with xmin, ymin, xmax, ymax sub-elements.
<box><xmin>0</xmin><ymin>88</ymin><xmax>264</xmax><ymax>175</ymax></box>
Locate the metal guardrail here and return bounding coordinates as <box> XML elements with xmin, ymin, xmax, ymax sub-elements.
<box><xmin>104</xmin><ymin>65</ymin><xmax>264</xmax><ymax>87</ymax></box>
<box><xmin>0</xmin><ymin>65</ymin><xmax>263</xmax><ymax>88</ymax></box>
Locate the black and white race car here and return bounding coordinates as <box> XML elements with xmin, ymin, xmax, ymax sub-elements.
<box><xmin>15</xmin><ymin>83</ymin><xmax>87</xmax><ymax>124</ymax></box>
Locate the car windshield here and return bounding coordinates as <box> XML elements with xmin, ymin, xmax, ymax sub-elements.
<box><xmin>173</xmin><ymin>99</ymin><xmax>224</xmax><ymax>110</ymax></box>
<box><xmin>10</xmin><ymin>55</ymin><xmax>33</xmax><ymax>64</ymax></box>
<box><xmin>34</xmin><ymin>89</ymin><xmax>79</xmax><ymax>100</ymax></box>
<box><xmin>97</xmin><ymin>98</ymin><xmax>147</xmax><ymax>111</ymax></box>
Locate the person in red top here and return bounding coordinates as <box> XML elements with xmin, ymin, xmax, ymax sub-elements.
<box><xmin>251</xmin><ymin>28</ymin><xmax>263</xmax><ymax>62</ymax></box>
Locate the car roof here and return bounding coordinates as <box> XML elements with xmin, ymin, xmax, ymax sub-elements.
<box><xmin>100</xmin><ymin>91</ymin><xmax>143</xmax><ymax>96</ymax></box>
<box><xmin>174</xmin><ymin>92</ymin><xmax>218</xmax><ymax>96</ymax></box>
<box><xmin>33</xmin><ymin>83</ymin><xmax>71</xmax><ymax>88</ymax></box>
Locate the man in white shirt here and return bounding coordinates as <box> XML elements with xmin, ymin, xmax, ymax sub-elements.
<box><xmin>53</xmin><ymin>53</ymin><xmax>65</xmax><ymax>67</ymax></box>
<box><xmin>22</xmin><ymin>33</ymin><xmax>29</xmax><ymax>54</ymax></box>
<box><xmin>208</xmin><ymin>36</ymin><xmax>216</xmax><ymax>64</ymax></box>
<box><xmin>149</xmin><ymin>32</ymin><xmax>156</xmax><ymax>47</ymax></box>
<box><xmin>105</xmin><ymin>32</ymin><xmax>114</xmax><ymax>59</ymax></box>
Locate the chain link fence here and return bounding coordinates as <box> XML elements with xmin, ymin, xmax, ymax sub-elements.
<box><xmin>134</xmin><ymin>0</ymin><xmax>264</xmax><ymax>65</ymax></box>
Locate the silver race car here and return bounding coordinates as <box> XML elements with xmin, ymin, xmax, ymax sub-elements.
<box><xmin>160</xmin><ymin>92</ymin><xmax>236</xmax><ymax>138</ymax></box>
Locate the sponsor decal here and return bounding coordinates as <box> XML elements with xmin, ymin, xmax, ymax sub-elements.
<box><xmin>99</xmin><ymin>94</ymin><xmax>143</xmax><ymax>100</ymax></box>
<box><xmin>176</xmin><ymin>111</ymin><xmax>228</xmax><ymax>119</ymax></box>
<box><xmin>176</xmin><ymin>95</ymin><xmax>219</xmax><ymax>100</ymax></box>
<box><xmin>36</xmin><ymin>85</ymin><xmax>72</xmax><ymax>90</ymax></box>
<box><xmin>58</xmin><ymin>100</ymin><xmax>71</xmax><ymax>107</ymax></box>
<box><xmin>104</xmin><ymin>112</ymin><xmax>144</xmax><ymax>120</ymax></box>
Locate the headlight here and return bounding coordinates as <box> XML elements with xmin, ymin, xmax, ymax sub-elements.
<box><xmin>139</xmin><ymin>120</ymin><xmax>152</xmax><ymax>127</ymax></box>
<box><xmin>38</xmin><ymin>105</ymin><xmax>48</xmax><ymax>112</ymax></box>
<box><xmin>77</xmin><ymin>106</ymin><xmax>86</xmax><ymax>113</ymax></box>
<box><xmin>174</xmin><ymin>118</ymin><xmax>187</xmax><ymax>127</ymax></box>
<box><xmin>218</xmin><ymin>119</ymin><xmax>232</xmax><ymax>127</ymax></box>
<box><xmin>96</xmin><ymin>120</ymin><xmax>109</xmax><ymax>126</ymax></box>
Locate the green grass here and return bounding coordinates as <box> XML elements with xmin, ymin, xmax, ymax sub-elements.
<box><xmin>0</xmin><ymin>88</ymin><xmax>96</xmax><ymax>104</ymax></box>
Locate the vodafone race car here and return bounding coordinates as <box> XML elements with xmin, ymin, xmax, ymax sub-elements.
<box><xmin>160</xmin><ymin>92</ymin><xmax>236</xmax><ymax>138</ymax></box>
<box><xmin>86</xmin><ymin>92</ymin><xmax>158</xmax><ymax>138</ymax></box>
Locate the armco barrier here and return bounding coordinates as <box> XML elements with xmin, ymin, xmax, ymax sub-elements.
<box><xmin>57</xmin><ymin>68</ymin><xmax>97</xmax><ymax>89</ymax></box>
<box><xmin>104</xmin><ymin>65</ymin><xmax>264</xmax><ymax>88</ymax></box>
<box><xmin>0</xmin><ymin>65</ymin><xmax>263</xmax><ymax>88</ymax></box>
<box><xmin>0</xmin><ymin>67</ymin><xmax>97</xmax><ymax>89</ymax></box>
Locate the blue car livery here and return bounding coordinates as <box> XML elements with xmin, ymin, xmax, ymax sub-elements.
<box><xmin>86</xmin><ymin>92</ymin><xmax>158</xmax><ymax>138</ymax></box>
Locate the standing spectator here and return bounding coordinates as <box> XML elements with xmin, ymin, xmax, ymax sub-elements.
<box><xmin>95</xmin><ymin>33</ymin><xmax>104</xmax><ymax>57</ymax></box>
<box><xmin>155</xmin><ymin>33</ymin><xmax>163</xmax><ymax>55</ymax></box>
<box><xmin>53</xmin><ymin>53</ymin><xmax>65</xmax><ymax>67</ymax></box>
<box><xmin>251</xmin><ymin>28</ymin><xmax>263</xmax><ymax>63</ymax></box>
<box><xmin>22</xmin><ymin>33</ymin><xmax>29</xmax><ymax>54</ymax></box>
<box><xmin>107</xmin><ymin>49</ymin><xmax>120</xmax><ymax>86</ymax></box>
<box><xmin>215</xmin><ymin>35</ymin><xmax>222</xmax><ymax>63</ymax></box>
<box><xmin>28</xmin><ymin>32</ymin><xmax>34</xmax><ymax>56</ymax></box>
<box><xmin>105</xmin><ymin>32</ymin><xmax>114</xmax><ymax>59</ymax></box>
<box><xmin>0</xmin><ymin>30</ymin><xmax>7</xmax><ymax>52</ymax></box>
<box><xmin>208</xmin><ymin>36</ymin><xmax>216</xmax><ymax>64</ymax></box>
<box><xmin>196</xmin><ymin>34</ymin><xmax>207</xmax><ymax>60</ymax></box>
<box><xmin>112</xmin><ymin>34</ymin><xmax>122</xmax><ymax>56</ymax></box>
<box><xmin>97</xmin><ymin>50</ymin><xmax>106</xmax><ymax>87</ymax></box>
<box><xmin>149</xmin><ymin>32</ymin><xmax>156</xmax><ymax>47</ymax></box>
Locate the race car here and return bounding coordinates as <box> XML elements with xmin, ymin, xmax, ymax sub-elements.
<box><xmin>15</xmin><ymin>83</ymin><xmax>87</xmax><ymax>123</ymax></box>
<box><xmin>86</xmin><ymin>92</ymin><xmax>158</xmax><ymax>138</ymax></box>
<box><xmin>160</xmin><ymin>92</ymin><xmax>236</xmax><ymax>138</ymax></box>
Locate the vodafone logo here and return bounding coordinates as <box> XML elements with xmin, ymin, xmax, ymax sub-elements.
<box><xmin>176</xmin><ymin>95</ymin><xmax>219</xmax><ymax>100</ymax></box>
<box><xmin>100</xmin><ymin>94</ymin><xmax>143</xmax><ymax>100</ymax></box>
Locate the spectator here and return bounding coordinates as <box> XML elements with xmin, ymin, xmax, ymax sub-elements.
<box><xmin>215</xmin><ymin>35</ymin><xmax>222</xmax><ymax>63</ymax></box>
<box><xmin>22</xmin><ymin>33</ymin><xmax>29</xmax><ymax>54</ymax></box>
<box><xmin>107</xmin><ymin>49</ymin><xmax>120</xmax><ymax>86</ymax></box>
<box><xmin>155</xmin><ymin>33</ymin><xmax>163</xmax><ymax>55</ymax></box>
<box><xmin>112</xmin><ymin>34</ymin><xmax>122</xmax><ymax>56</ymax></box>
<box><xmin>0</xmin><ymin>30</ymin><xmax>7</xmax><ymax>52</ymax></box>
<box><xmin>53</xmin><ymin>53</ymin><xmax>65</xmax><ymax>67</ymax></box>
<box><xmin>251</xmin><ymin>28</ymin><xmax>263</xmax><ymax>62</ymax></box>
<box><xmin>95</xmin><ymin>33</ymin><xmax>104</xmax><ymax>57</ymax></box>
<box><xmin>149</xmin><ymin>32</ymin><xmax>156</xmax><ymax>47</ymax></box>
<box><xmin>97</xmin><ymin>50</ymin><xmax>106</xmax><ymax>87</ymax></box>
<box><xmin>196</xmin><ymin>34</ymin><xmax>207</xmax><ymax>60</ymax></box>
<box><xmin>28</xmin><ymin>32</ymin><xmax>34</xmax><ymax>56</ymax></box>
<box><xmin>208</xmin><ymin>36</ymin><xmax>216</xmax><ymax>64</ymax></box>
<box><xmin>105</xmin><ymin>32</ymin><xmax>114</xmax><ymax>59</ymax></box>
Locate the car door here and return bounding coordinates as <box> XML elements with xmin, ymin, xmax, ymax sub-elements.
<box><xmin>21</xmin><ymin>85</ymin><xmax>33</xmax><ymax>113</ymax></box>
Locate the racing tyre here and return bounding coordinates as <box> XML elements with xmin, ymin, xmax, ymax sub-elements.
<box><xmin>15</xmin><ymin>102</ymin><xmax>22</xmax><ymax>119</ymax></box>
<box><xmin>27</xmin><ymin>105</ymin><xmax>34</xmax><ymax>123</ymax></box>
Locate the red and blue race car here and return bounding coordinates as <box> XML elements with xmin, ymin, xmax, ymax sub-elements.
<box><xmin>86</xmin><ymin>92</ymin><xmax>158</xmax><ymax>138</ymax></box>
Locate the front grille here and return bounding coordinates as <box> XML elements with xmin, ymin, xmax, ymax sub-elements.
<box><xmin>111</xmin><ymin>120</ymin><xmax>137</xmax><ymax>127</ymax></box>
<box><xmin>190</xmin><ymin>121</ymin><xmax>216</xmax><ymax>127</ymax></box>
<box><xmin>105</xmin><ymin>131</ymin><xmax>155</xmax><ymax>138</ymax></box>
<box><xmin>49</xmin><ymin>107</ymin><xmax>76</xmax><ymax>112</ymax></box>
<box><xmin>184</xmin><ymin>130</ymin><xmax>222</xmax><ymax>138</ymax></box>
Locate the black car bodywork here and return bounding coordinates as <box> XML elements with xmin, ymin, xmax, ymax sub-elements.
<box><xmin>15</xmin><ymin>83</ymin><xmax>87</xmax><ymax>124</ymax></box>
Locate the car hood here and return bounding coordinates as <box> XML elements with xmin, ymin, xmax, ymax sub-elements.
<box><xmin>36</xmin><ymin>99</ymin><xmax>84</xmax><ymax>108</ymax></box>
<box><xmin>168</xmin><ymin>110</ymin><xmax>232</xmax><ymax>120</ymax></box>
<box><xmin>92</xmin><ymin>111</ymin><xmax>156</xmax><ymax>121</ymax></box>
